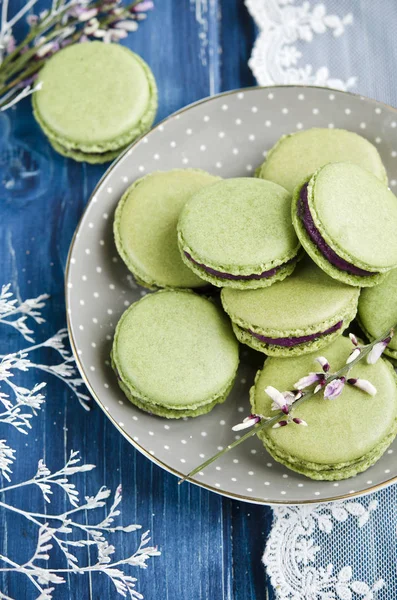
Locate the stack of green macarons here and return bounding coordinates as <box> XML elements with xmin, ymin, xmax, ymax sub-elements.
<box><xmin>33</xmin><ymin>42</ymin><xmax>157</xmax><ymax>163</ymax></box>
<box><xmin>111</xmin><ymin>125</ymin><xmax>397</xmax><ymax>482</ymax></box>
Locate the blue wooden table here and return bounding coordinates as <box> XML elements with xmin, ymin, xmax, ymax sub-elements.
<box><xmin>0</xmin><ymin>2</ymin><xmax>276</xmax><ymax>599</ymax></box>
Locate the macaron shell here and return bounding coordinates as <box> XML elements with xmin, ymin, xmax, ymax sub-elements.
<box><xmin>221</xmin><ymin>259</ymin><xmax>359</xmax><ymax>336</ymax></box>
<box><xmin>358</xmin><ymin>267</ymin><xmax>397</xmax><ymax>359</ymax></box>
<box><xmin>308</xmin><ymin>163</ymin><xmax>397</xmax><ymax>271</ymax></box>
<box><xmin>178</xmin><ymin>178</ymin><xmax>300</xmax><ymax>281</ymax></box>
<box><xmin>112</xmin><ymin>290</ymin><xmax>239</xmax><ymax>411</ymax></box>
<box><xmin>256</xmin><ymin>128</ymin><xmax>387</xmax><ymax>193</ymax></box>
<box><xmin>113</xmin><ymin>370</ymin><xmax>234</xmax><ymax>419</ymax></box>
<box><xmin>49</xmin><ymin>138</ymin><xmax>126</xmax><ymax>164</ymax></box>
<box><xmin>179</xmin><ymin>255</ymin><xmax>300</xmax><ymax>290</ymax></box>
<box><xmin>33</xmin><ymin>42</ymin><xmax>157</xmax><ymax>153</ymax></box>
<box><xmin>114</xmin><ymin>169</ymin><xmax>220</xmax><ymax>289</ymax></box>
<box><xmin>292</xmin><ymin>178</ymin><xmax>388</xmax><ymax>287</ymax></box>
<box><xmin>250</xmin><ymin>336</ymin><xmax>397</xmax><ymax>479</ymax></box>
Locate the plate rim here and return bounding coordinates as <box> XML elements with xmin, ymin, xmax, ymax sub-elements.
<box><xmin>65</xmin><ymin>83</ymin><xmax>397</xmax><ymax>505</ymax></box>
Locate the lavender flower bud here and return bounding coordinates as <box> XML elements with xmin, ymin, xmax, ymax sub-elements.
<box><xmin>272</xmin><ymin>420</ymin><xmax>288</xmax><ymax>429</ymax></box>
<box><xmin>347</xmin><ymin>378</ymin><xmax>377</xmax><ymax>396</ymax></box>
<box><xmin>292</xmin><ymin>418</ymin><xmax>308</xmax><ymax>426</ymax></box>
<box><xmin>324</xmin><ymin>377</ymin><xmax>346</xmax><ymax>400</ymax></box>
<box><xmin>367</xmin><ymin>339</ymin><xmax>390</xmax><ymax>364</ymax></box>
<box><xmin>349</xmin><ymin>333</ymin><xmax>359</xmax><ymax>346</ymax></box>
<box><xmin>294</xmin><ymin>372</ymin><xmax>325</xmax><ymax>390</ymax></box>
<box><xmin>232</xmin><ymin>414</ymin><xmax>261</xmax><ymax>432</ymax></box>
<box><xmin>315</xmin><ymin>356</ymin><xmax>330</xmax><ymax>372</ymax></box>
<box><xmin>346</xmin><ymin>347</ymin><xmax>361</xmax><ymax>364</ymax></box>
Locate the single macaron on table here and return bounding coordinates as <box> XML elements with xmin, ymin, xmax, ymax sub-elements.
<box><xmin>33</xmin><ymin>41</ymin><xmax>157</xmax><ymax>163</ymax></box>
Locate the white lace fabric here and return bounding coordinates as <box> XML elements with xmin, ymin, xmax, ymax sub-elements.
<box><xmin>245</xmin><ymin>1</ymin><xmax>397</xmax><ymax>598</ymax></box>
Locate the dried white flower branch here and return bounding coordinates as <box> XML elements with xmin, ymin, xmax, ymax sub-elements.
<box><xmin>0</xmin><ymin>451</ymin><xmax>160</xmax><ymax>600</ymax></box>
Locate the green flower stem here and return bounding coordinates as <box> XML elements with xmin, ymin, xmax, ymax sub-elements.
<box><xmin>179</xmin><ymin>326</ymin><xmax>396</xmax><ymax>485</ymax></box>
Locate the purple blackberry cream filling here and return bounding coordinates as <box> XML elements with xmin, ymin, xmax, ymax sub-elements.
<box><xmin>298</xmin><ymin>184</ymin><xmax>376</xmax><ymax>277</ymax></box>
<box><xmin>246</xmin><ymin>320</ymin><xmax>343</xmax><ymax>348</ymax></box>
<box><xmin>184</xmin><ymin>252</ymin><xmax>296</xmax><ymax>281</ymax></box>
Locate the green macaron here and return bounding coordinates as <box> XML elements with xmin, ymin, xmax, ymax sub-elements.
<box><xmin>292</xmin><ymin>162</ymin><xmax>397</xmax><ymax>287</ymax></box>
<box><xmin>256</xmin><ymin>128</ymin><xmax>387</xmax><ymax>193</ymax></box>
<box><xmin>33</xmin><ymin>42</ymin><xmax>157</xmax><ymax>163</ymax></box>
<box><xmin>111</xmin><ymin>290</ymin><xmax>239</xmax><ymax>418</ymax></box>
<box><xmin>250</xmin><ymin>336</ymin><xmax>397</xmax><ymax>480</ymax></box>
<box><xmin>114</xmin><ymin>169</ymin><xmax>219</xmax><ymax>289</ymax></box>
<box><xmin>221</xmin><ymin>258</ymin><xmax>359</xmax><ymax>357</ymax></box>
<box><xmin>358</xmin><ymin>268</ymin><xmax>397</xmax><ymax>361</ymax></box>
<box><xmin>178</xmin><ymin>177</ymin><xmax>301</xmax><ymax>289</ymax></box>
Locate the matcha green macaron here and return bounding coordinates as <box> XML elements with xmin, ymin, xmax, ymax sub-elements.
<box><xmin>114</xmin><ymin>169</ymin><xmax>219</xmax><ymax>289</ymax></box>
<box><xmin>33</xmin><ymin>42</ymin><xmax>157</xmax><ymax>163</ymax></box>
<box><xmin>178</xmin><ymin>178</ymin><xmax>301</xmax><ymax>289</ymax></box>
<box><xmin>292</xmin><ymin>162</ymin><xmax>397</xmax><ymax>287</ymax></box>
<box><xmin>221</xmin><ymin>258</ymin><xmax>359</xmax><ymax>357</ymax></box>
<box><xmin>250</xmin><ymin>336</ymin><xmax>397</xmax><ymax>480</ymax></box>
<box><xmin>358</xmin><ymin>268</ymin><xmax>397</xmax><ymax>361</ymax></box>
<box><xmin>256</xmin><ymin>128</ymin><xmax>387</xmax><ymax>193</ymax></box>
<box><xmin>111</xmin><ymin>290</ymin><xmax>239</xmax><ymax>418</ymax></box>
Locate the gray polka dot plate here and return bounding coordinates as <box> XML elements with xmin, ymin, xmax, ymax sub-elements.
<box><xmin>66</xmin><ymin>85</ymin><xmax>397</xmax><ymax>505</ymax></box>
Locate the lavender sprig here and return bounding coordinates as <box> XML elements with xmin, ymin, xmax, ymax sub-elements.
<box><xmin>179</xmin><ymin>326</ymin><xmax>395</xmax><ymax>484</ymax></box>
<box><xmin>0</xmin><ymin>0</ymin><xmax>153</xmax><ymax>111</ymax></box>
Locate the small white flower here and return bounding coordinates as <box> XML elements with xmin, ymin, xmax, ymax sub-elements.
<box><xmin>314</xmin><ymin>356</ymin><xmax>330</xmax><ymax>372</ymax></box>
<box><xmin>349</xmin><ymin>333</ymin><xmax>359</xmax><ymax>346</ymax></box>
<box><xmin>367</xmin><ymin>339</ymin><xmax>389</xmax><ymax>364</ymax></box>
<box><xmin>232</xmin><ymin>415</ymin><xmax>261</xmax><ymax>432</ymax></box>
<box><xmin>346</xmin><ymin>347</ymin><xmax>361</xmax><ymax>364</ymax></box>
<box><xmin>114</xmin><ymin>20</ymin><xmax>139</xmax><ymax>32</ymax></box>
<box><xmin>347</xmin><ymin>378</ymin><xmax>377</xmax><ymax>396</ymax></box>
<box><xmin>78</xmin><ymin>8</ymin><xmax>98</xmax><ymax>21</ymax></box>
<box><xmin>265</xmin><ymin>386</ymin><xmax>294</xmax><ymax>414</ymax></box>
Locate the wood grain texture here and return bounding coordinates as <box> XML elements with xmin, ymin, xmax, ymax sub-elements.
<box><xmin>0</xmin><ymin>2</ymin><xmax>273</xmax><ymax>599</ymax></box>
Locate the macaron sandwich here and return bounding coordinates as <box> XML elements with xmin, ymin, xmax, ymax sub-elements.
<box><xmin>33</xmin><ymin>42</ymin><xmax>157</xmax><ymax>163</ymax></box>
<box><xmin>111</xmin><ymin>290</ymin><xmax>239</xmax><ymax>418</ymax></box>
<box><xmin>114</xmin><ymin>169</ymin><xmax>219</xmax><ymax>289</ymax></box>
<box><xmin>292</xmin><ymin>162</ymin><xmax>397</xmax><ymax>287</ymax></box>
<box><xmin>221</xmin><ymin>258</ymin><xmax>359</xmax><ymax>357</ymax></box>
<box><xmin>256</xmin><ymin>127</ymin><xmax>387</xmax><ymax>193</ymax></box>
<box><xmin>178</xmin><ymin>178</ymin><xmax>302</xmax><ymax>289</ymax></box>
<box><xmin>250</xmin><ymin>336</ymin><xmax>397</xmax><ymax>480</ymax></box>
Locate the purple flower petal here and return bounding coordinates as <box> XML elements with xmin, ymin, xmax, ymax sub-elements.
<box><xmin>324</xmin><ymin>377</ymin><xmax>346</xmax><ymax>400</ymax></box>
<box><xmin>294</xmin><ymin>372</ymin><xmax>325</xmax><ymax>390</ymax></box>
